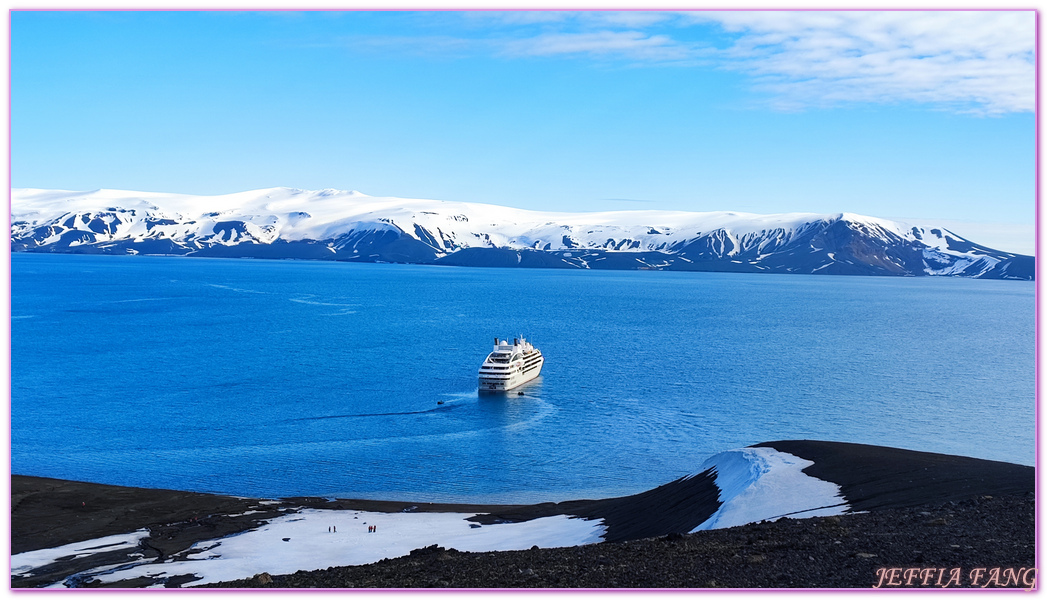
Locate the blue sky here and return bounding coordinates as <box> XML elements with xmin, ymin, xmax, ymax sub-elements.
<box><xmin>11</xmin><ymin>10</ymin><xmax>1036</xmax><ymax>251</ymax></box>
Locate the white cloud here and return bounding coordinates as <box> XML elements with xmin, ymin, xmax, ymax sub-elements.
<box><xmin>464</xmin><ymin>10</ymin><xmax>574</xmax><ymax>25</ymax></box>
<box><xmin>502</xmin><ymin>30</ymin><xmax>693</xmax><ymax>61</ymax></box>
<box><xmin>347</xmin><ymin>10</ymin><xmax>1035</xmax><ymax>114</ymax></box>
<box><xmin>468</xmin><ymin>10</ymin><xmax>674</xmax><ymax>28</ymax></box>
<box><xmin>462</xmin><ymin>11</ymin><xmax>693</xmax><ymax>62</ymax></box>
<box><xmin>340</xmin><ymin>34</ymin><xmax>480</xmax><ymax>56</ymax></box>
<box><xmin>581</xmin><ymin>11</ymin><xmax>676</xmax><ymax>28</ymax></box>
<box><xmin>692</xmin><ymin>10</ymin><xmax>1035</xmax><ymax>113</ymax></box>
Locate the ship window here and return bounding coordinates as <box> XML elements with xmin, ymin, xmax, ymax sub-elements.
<box><xmin>489</xmin><ymin>352</ymin><xmax>512</xmax><ymax>364</ymax></box>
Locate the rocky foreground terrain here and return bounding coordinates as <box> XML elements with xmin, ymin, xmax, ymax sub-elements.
<box><xmin>14</xmin><ymin>440</ymin><xmax>1035</xmax><ymax>590</ymax></box>
<box><xmin>207</xmin><ymin>494</ymin><xmax>1034</xmax><ymax>589</ymax></box>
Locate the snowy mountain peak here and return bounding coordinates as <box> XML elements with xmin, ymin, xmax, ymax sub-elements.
<box><xmin>9</xmin><ymin>187</ymin><xmax>1033</xmax><ymax>280</ymax></box>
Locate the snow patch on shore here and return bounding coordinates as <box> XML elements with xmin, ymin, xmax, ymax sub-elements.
<box><xmin>11</xmin><ymin>530</ymin><xmax>151</xmax><ymax>576</ymax></box>
<box><xmin>22</xmin><ymin>510</ymin><xmax>604</xmax><ymax>588</ymax></box>
<box><xmin>691</xmin><ymin>447</ymin><xmax>848</xmax><ymax>532</ymax></box>
<box><xmin>180</xmin><ymin>510</ymin><xmax>603</xmax><ymax>587</ymax></box>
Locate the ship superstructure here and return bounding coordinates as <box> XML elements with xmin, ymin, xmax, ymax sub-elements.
<box><xmin>478</xmin><ymin>337</ymin><xmax>544</xmax><ymax>392</ymax></box>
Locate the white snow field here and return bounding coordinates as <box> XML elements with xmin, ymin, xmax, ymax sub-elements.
<box><xmin>18</xmin><ymin>510</ymin><xmax>606</xmax><ymax>588</ymax></box>
<box><xmin>691</xmin><ymin>447</ymin><xmax>849</xmax><ymax>532</ymax></box>
<box><xmin>10</xmin><ymin>530</ymin><xmax>152</xmax><ymax>577</ymax></box>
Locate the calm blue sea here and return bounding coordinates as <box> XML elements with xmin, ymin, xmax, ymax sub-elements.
<box><xmin>10</xmin><ymin>253</ymin><xmax>1035</xmax><ymax>503</ymax></box>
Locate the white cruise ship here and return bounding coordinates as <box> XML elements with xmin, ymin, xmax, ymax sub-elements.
<box><xmin>478</xmin><ymin>337</ymin><xmax>544</xmax><ymax>392</ymax></box>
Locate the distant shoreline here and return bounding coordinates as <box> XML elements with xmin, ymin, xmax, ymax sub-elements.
<box><xmin>11</xmin><ymin>440</ymin><xmax>1034</xmax><ymax>589</ymax></box>
<box><xmin>11</xmin><ymin>246</ymin><xmax>1036</xmax><ymax>281</ymax></box>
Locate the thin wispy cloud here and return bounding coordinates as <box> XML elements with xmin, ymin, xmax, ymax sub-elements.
<box><xmin>467</xmin><ymin>10</ymin><xmax>675</xmax><ymax>28</ymax></box>
<box><xmin>502</xmin><ymin>31</ymin><xmax>694</xmax><ymax>62</ymax></box>
<box><xmin>464</xmin><ymin>10</ymin><xmax>574</xmax><ymax>26</ymax></box>
<box><xmin>458</xmin><ymin>11</ymin><xmax>696</xmax><ymax>63</ymax></box>
<box><xmin>571</xmin><ymin>11</ymin><xmax>677</xmax><ymax>28</ymax></box>
<box><xmin>338</xmin><ymin>34</ymin><xmax>482</xmax><ymax>58</ymax></box>
<box><xmin>337</xmin><ymin>10</ymin><xmax>1034</xmax><ymax>114</ymax></box>
<box><xmin>690</xmin><ymin>10</ymin><xmax>1035</xmax><ymax>114</ymax></box>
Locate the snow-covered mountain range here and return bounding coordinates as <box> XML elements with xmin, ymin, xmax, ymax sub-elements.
<box><xmin>10</xmin><ymin>187</ymin><xmax>1033</xmax><ymax>280</ymax></box>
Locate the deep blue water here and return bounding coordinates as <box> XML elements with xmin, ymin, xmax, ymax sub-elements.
<box><xmin>10</xmin><ymin>253</ymin><xmax>1035</xmax><ymax>503</ymax></box>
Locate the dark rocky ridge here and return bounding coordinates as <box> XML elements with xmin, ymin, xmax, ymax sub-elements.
<box><xmin>755</xmin><ymin>440</ymin><xmax>1036</xmax><ymax>512</ymax></box>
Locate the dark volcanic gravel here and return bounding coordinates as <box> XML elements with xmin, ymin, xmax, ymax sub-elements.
<box><xmin>10</xmin><ymin>475</ymin><xmax>295</xmax><ymax>555</ymax></box>
<box><xmin>756</xmin><ymin>440</ymin><xmax>1036</xmax><ymax>512</ymax></box>
<box><xmin>208</xmin><ymin>494</ymin><xmax>1035</xmax><ymax>589</ymax></box>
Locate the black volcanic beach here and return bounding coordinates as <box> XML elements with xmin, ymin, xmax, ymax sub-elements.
<box><xmin>11</xmin><ymin>440</ymin><xmax>1035</xmax><ymax>589</ymax></box>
